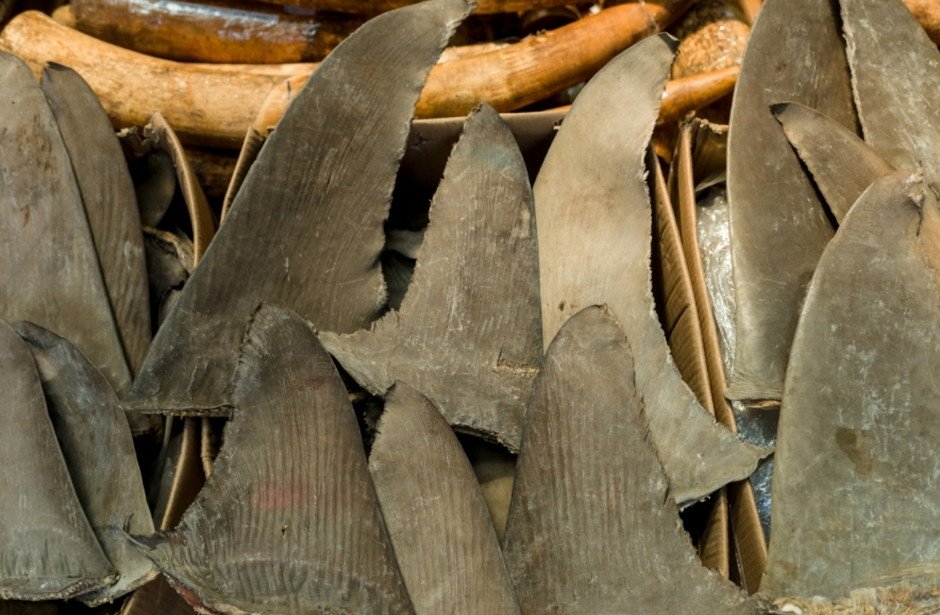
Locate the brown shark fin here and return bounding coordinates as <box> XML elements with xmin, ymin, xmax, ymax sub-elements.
<box><xmin>502</xmin><ymin>307</ymin><xmax>754</xmax><ymax>614</ymax></box>
<box><xmin>0</xmin><ymin>51</ymin><xmax>131</xmax><ymax>397</ymax></box>
<box><xmin>369</xmin><ymin>382</ymin><xmax>520</xmax><ymax>614</ymax></box>
<box><xmin>726</xmin><ymin>0</ymin><xmax>857</xmax><ymax>402</ymax></box>
<box><xmin>534</xmin><ymin>33</ymin><xmax>767</xmax><ymax>504</ymax></box>
<box><xmin>16</xmin><ymin>322</ymin><xmax>158</xmax><ymax>606</ymax></box>
<box><xmin>39</xmin><ymin>63</ymin><xmax>151</xmax><ymax>376</ymax></box>
<box><xmin>763</xmin><ymin>171</ymin><xmax>940</xmax><ymax>598</ymax></box>
<box><xmin>0</xmin><ymin>320</ymin><xmax>117</xmax><ymax>601</ymax></box>
<box><xmin>320</xmin><ymin>103</ymin><xmax>541</xmax><ymax>450</ymax></box>
<box><xmin>841</xmin><ymin>0</ymin><xmax>940</xmax><ymax>185</ymax></box>
<box><xmin>132</xmin><ymin>305</ymin><xmax>413</xmax><ymax>614</ymax></box>
<box><xmin>773</xmin><ymin>101</ymin><xmax>895</xmax><ymax>223</ymax></box>
<box><xmin>124</xmin><ymin>0</ymin><xmax>474</xmax><ymax>418</ymax></box>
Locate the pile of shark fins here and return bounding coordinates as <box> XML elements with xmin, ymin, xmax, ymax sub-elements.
<box><xmin>724</xmin><ymin>0</ymin><xmax>940</xmax><ymax>610</ymax></box>
<box><xmin>0</xmin><ymin>27</ymin><xmax>215</xmax><ymax>614</ymax></box>
<box><xmin>1</xmin><ymin>0</ymin><xmax>939</xmax><ymax>612</ymax></box>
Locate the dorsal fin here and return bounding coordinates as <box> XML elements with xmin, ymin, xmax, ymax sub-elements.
<box><xmin>725</xmin><ymin>0</ymin><xmax>857</xmax><ymax>402</ymax></box>
<box><xmin>17</xmin><ymin>322</ymin><xmax>157</xmax><ymax>605</ymax></box>
<box><xmin>133</xmin><ymin>305</ymin><xmax>413</xmax><ymax>614</ymax></box>
<box><xmin>370</xmin><ymin>382</ymin><xmax>519</xmax><ymax>614</ymax></box>
<box><xmin>842</xmin><ymin>0</ymin><xmax>940</xmax><ymax>185</ymax></box>
<box><xmin>763</xmin><ymin>171</ymin><xmax>940</xmax><ymax>598</ymax></box>
<box><xmin>39</xmin><ymin>63</ymin><xmax>151</xmax><ymax>376</ymax></box>
<box><xmin>533</xmin><ymin>33</ymin><xmax>766</xmax><ymax>504</ymax></box>
<box><xmin>773</xmin><ymin>102</ymin><xmax>894</xmax><ymax>223</ymax></box>
<box><xmin>320</xmin><ymin>103</ymin><xmax>541</xmax><ymax>450</ymax></box>
<box><xmin>0</xmin><ymin>320</ymin><xmax>116</xmax><ymax>600</ymax></box>
<box><xmin>502</xmin><ymin>307</ymin><xmax>754</xmax><ymax>613</ymax></box>
<box><xmin>124</xmin><ymin>0</ymin><xmax>473</xmax><ymax>418</ymax></box>
<box><xmin>0</xmin><ymin>51</ymin><xmax>131</xmax><ymax>396</ymax></box>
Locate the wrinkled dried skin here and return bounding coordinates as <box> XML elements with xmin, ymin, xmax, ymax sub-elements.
<box><xmin>17</xmin><ymin>323</ymin><xmax>157</xmax><ymax>605</ymax></box>
<box><xmin>124</xmin><ymin>0</ymin><xmax>472</xmax><ymax>417</ymax></box>
<box><xmin>503</xmin><ymin>307</ymin><xmax>754</xmax><ymax>614</ymax></box>
<box><xmin>763</xmin><ymin>172</ymin><xmax>940</xmax><ymax>598</ymax></box>
<box><xmin>369</xmin><ymin>383</ymin><xmax>519</xmax><ymax>614</ymax></box>
<box><xmin>535</xmin><ymin>34</ymin><xmax>766</xmax><ymax>504</ymax></box>
<box><xmin>134</xmin><ymin>306</ymin><xmax>413</xmax><ymax>614</ymax></box>
<box><xmin>773</xmin><ymin>102</ymin><xmax>894</xmax><ymax>223</ymax></box>
<box><xmin>0</xmin><ymin>51</ymin><xmax>131</xmax><ymax>396</ymax></box>
<box><xmin>0</xmin><ymin>321</ymin><xmax>116</xmax><ymax>601</ymax></box>
<box><xmin>320</xmin><ymin>105</ymin><xmax>541</xmax><ymax>450</ymax></box>
<box><xmin>726</xmin><ymin>0</ymin><xmax>856</xmax><ymax>402</ymax></box>
<box><xmin>40</xmin><ymin>63</ymin><xmax>151</xmax><ymax>375</ymax></box>
<box><xmin>842</xmin><ymin>0</ymin><xmax>940</xmax><ymax>186</ymax></box>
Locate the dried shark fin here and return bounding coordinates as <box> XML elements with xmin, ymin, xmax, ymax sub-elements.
<box><xmin>369</xmin><ymin>383</ymin><xmax>520</xmax><ymax>614</ymax></box>
<box><xmin>773</xmin><ymin>102</ymin><xmax>895</xmax><ymax>223</ymax></box>
<box><xmin>16</xmin><ymin>322</ymin><xmax>157</xmax><ymax>606</ymax></box>
<box><xmin>39</xmin><ymin>63</ymin><xmax>151</xmax><ymax>376</ymax></box>
<box><xmin>726</xmin><ymin>0</ymin><xmax>857</xmax><ymax>402</ymax></box>
<box><xmin>534</xmin><ymin>33</ymin><xmax>766</xmax><ymax>504</ymax></box>
<box><xmin>763</xmin><ymin>171</ymin><xmax>940</xmax><ymax>598</ymax></box>
<box><xmin>124</xmin><ymin>0</ymin><xmax>474</xmax><ymax>417</ymax></box>
<box><xmin>0</xmin><ymin>51</ymin><xmax>131</xmax><ymax>396</ymax></box>
<box><xmin>0</xmin><ymin>320</ymin><xmax>117</xmax><ymax>601</ymax></box>
<box><xmin>841</xmin><ymin>0</ymin><xmax>940</xmax><ymax>184</ymax></box>
<box><xmin>320</xmin><ymin>103</ymin><xmax>540</xmax><ymax>450</ymax></box>
<box><xmin>502</xmin><ymin>307</ymin><xmax>755</xmax><ymax>614</ymax></box>
<box><xmin>132</xmin><ymin>305</ymin><xmax>413</xmax><ymax>614</ymax></box>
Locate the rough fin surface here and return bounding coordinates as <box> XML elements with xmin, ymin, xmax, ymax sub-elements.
<box><xmin>534</xmin><ymin>34</ymin><xmax>766</xmax><ymax>504</ymax></box>
<box><xmin>320</xmin><ymin>103</ymin><xmax>541</xmax><ymax>450</ymax></box>
<box><xmin>133</xmin><ymin>305</ymin><xmax>413</xmax><ymax>614</ymax></box>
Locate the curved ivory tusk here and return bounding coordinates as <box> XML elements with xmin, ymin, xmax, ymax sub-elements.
<box><xmin>66</xmin><ymin>0</ymin><xmax>361</xmax><ymax>63</ymax></box>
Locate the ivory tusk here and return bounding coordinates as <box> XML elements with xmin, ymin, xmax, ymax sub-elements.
<box><xmin>657</xmin><ymin>65</ymin><xmax>739</xmax><ymax>125</ymax></box>
<box><xmin>415</xmin><ymin>0</ymin><xmax>693</xmax><ymax>117</ymax></box>
<box><xmin>66</xmin><ymin>0</ymin><xmax>362</xmax><ymax>64</ymax></box>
